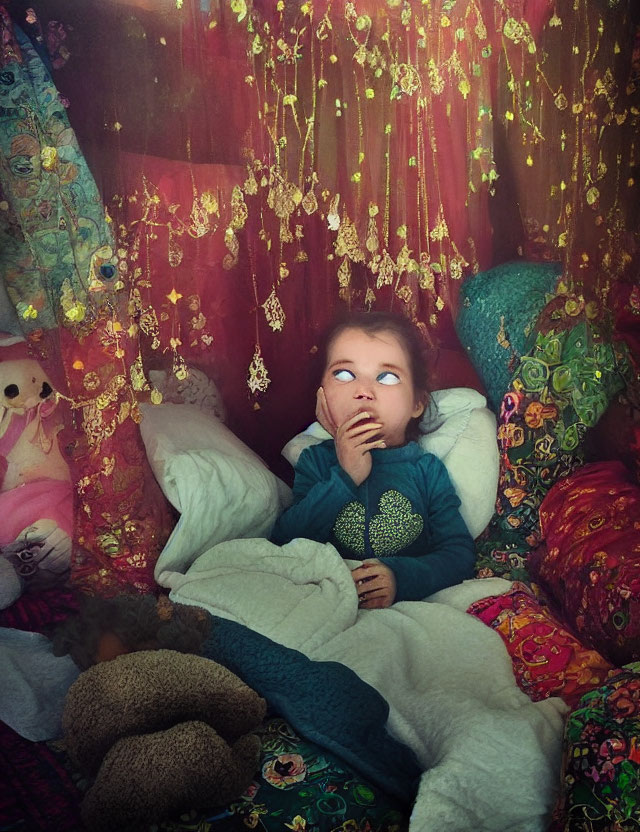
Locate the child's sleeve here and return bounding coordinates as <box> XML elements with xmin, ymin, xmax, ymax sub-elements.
<box><xmin>378</xmin><ymin>455</ymin><xmax>475</xmax><ymax>601</ymax></box>
<box><xmin>270</xmin><ymin>444</ymin><xmax>358</xmax><ymax>546</ymax></box>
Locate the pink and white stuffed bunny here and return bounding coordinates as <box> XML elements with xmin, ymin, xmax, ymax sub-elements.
<box><xmin>0</xmin><ymin>334</ymin><xmax>73</xmax><ymax>609</ymax></box>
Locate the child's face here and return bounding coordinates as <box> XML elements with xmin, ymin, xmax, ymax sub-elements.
<box><xmin>321</xmin><ymin>327</ymin><xmax>425</xmax><ymax>447</ymax></box>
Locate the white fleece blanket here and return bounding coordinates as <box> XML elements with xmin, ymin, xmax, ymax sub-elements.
<box><xmin>158</xmin><ymin>538</ymin><xmax>567</xmax><ymax>832</ymax></box>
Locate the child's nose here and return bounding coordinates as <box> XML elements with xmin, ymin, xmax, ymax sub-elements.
<box><xmin>354</xmin><ymin>383</ymin><xmax>374</xmax><ymax>400</ymax></box>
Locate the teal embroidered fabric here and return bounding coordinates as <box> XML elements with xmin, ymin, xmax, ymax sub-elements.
<box><xmin>455</xmin><ymin>260</ymin><xmax>562</xmax><ymax>412</ymax></box>
<box><xmin>158</xmin><ymin>717</ymin><xmax>408</xmax><ymax>832</ymax></box>
<box><xmin>0</xmin><ymin>16</ymin><xmax>117</xmax><ymax>333</ymax></box>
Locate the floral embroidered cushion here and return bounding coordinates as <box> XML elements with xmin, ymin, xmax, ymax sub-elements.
<box><xmin>547</xmin><ymin>666</ymin><xmax>640</xmax><ymax>832</ymax></box>
<box><xmin>475</xmin><ymin>319</ymin><xmax>630</xmax><ymax>582</ymax></box>
<box><xmin>467</xmin><ymin>581</ymin><xmax>616</xmax><ymax>708</ymax></box>
<box><xmin>529</xmin><ymin>461</ymin><xmax>640</xmax><ymax>667</ymax></box>
<box><xmin>455</xmin><ymin>260</ymin><xmax>561</xmax><ymax>412</ymax></box>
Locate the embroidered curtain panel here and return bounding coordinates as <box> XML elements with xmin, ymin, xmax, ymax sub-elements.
<box><xmin>0</xmin><ymin>0</ymin><xmax>637</xmax><ymax>592</ymax></box>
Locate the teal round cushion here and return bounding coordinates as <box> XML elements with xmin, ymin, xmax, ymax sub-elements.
<box><xmin>455</xmin><ymin>260</ymin><xmax>561</xmax><ymax>412</ymax></box>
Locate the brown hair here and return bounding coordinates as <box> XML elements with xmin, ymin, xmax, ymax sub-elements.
<box><xmin>319</xmin><ymin>310</ymin><xmax>430</xmax><ymax>442</ymax></box>
<box><xmin>50</xmin><ymin>593</ymin><xmax>211</xmax><ymax>671</ymax></box>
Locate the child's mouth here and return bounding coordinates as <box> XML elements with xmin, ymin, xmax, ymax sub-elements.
<box><xmin>358</xmin><ymin>414</ymin><xmax>384</xmax><ymax>441</ymax></box>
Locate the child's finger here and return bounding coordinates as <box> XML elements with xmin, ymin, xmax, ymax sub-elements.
<box><xmin>341</xmin><ymin>410</ymin><xmax>376</xmax><ymax>431</ymax></box>
<box><xmin>359</xmin><ymin>594</ymin><xmax>390</xmax><ymax>609</ymax></box>
<box><xmin>359</xmin><ymin>587</ymin><xmax>392</xmax><ymax>608</ymax></box>
<box><xmin>357</xmin><ymin>437</ymin><xmax>387</xmax><ymax>452</ymax></box>
<box><xmin>356</xmin><ymin>574</ymin><xmax>387</xmax><ymax>595</ymax></box>
<box><xmin>351</xmin><ymin>568</ymin><xmax>371</xmax><ymax>586</ymax></box>
<box><xmin>344</xmin><ymin>421</ymin><xmax>382</xmax><ymax>440</ymax></box>
<box><xmin>346</xmin><ymin>428</ymin><xmax>384</xmax><ymax>449</ymax></box>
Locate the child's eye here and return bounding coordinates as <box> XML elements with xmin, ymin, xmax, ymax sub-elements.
<box><xmin>333</xmin><ymin>369</ymin><xmax>355</xmax><ymax>382</ymax></box>
<box><xmin>377</xmin><ymin>372</ymin><xmax>400</xmax><ymax>385</ymax></box>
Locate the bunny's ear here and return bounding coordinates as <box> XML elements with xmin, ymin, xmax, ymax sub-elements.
<box><xmin>0</xmin><ymin>333</ymin><xmax>29</xmax><ymax>361</ymax></box>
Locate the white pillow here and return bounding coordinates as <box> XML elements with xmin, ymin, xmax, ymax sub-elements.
<box><xmin>281</xmin><ymin>388</ymin><xmax>498</xmax><ymax>539</ymax></box>
<box><xmin>139</xmin><ymin>402</ymin><xmax>292</xmax><ymax>577</ymax></box>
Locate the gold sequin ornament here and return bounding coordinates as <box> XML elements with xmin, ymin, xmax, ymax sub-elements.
<box><xmin>83</xmin><ymin>372</ymin><xmax>101</xmax><ymax>392</ymax></box>
<box><xmin>230</xmin><ymin>185</ymin><xmax>249</xmax><ymax>230</ymax></box>
<box><xmin>168</xmin><ymin>229</ymin><xmax>184</xmax><ymax>267</ymax></box>
<box><xmin>247</xmin><ymin>345</ymin><xmax>271</xmax><ymax>394</ymax></box>
<box><xmin>267</xmin><ymin>168</ymin><xmax>303</xmax><ymax>220</ymax></box>
<box><xmin>335</xmin><ymin>215</ymin><xmax>364</xmax><ymax>262</ymax></box>
<box><xmin>396</xmin><ymin>285</ymin><xmax>413</xmax><ymax>304</ymax></box>
<box><xmin>374</xmin><ymin>250</ymin><xmax>396</xmax><ymax>289</ymax></box>
<box><xmin>129</xmin><ymin>353</ymin><xmax>149</xmax><ymax>392</ymax></box>
<box><xmin>327</xmin><ymin>194</ymin><xmax>341</xmax><ymax>230</ymax></box>
<box><xmin>428</xmin><ymin>59</ymin><xmax>445</xmax><ymax>96</ymax></box>
<box><xmin>262</xmin><ymin>290</ymin><xmax>286</xmax><ymax>332</ymax></box>
<box><xmin>60</xmin><ymin>279</ymin><xmax>86</xmax><ymax>323</ymax></box>
<box><xmin>429</xmin><ymin>212</ymin><xmax>450</xmax><ymax>241</ymax></box>
<box><xmin>243</xmin><ymin>165</ymin><xmax>259</xmax><ymax>195</ymax></box>
<box><xmin>223</xmin><ymin>227</ymin><xmax>240</xmax><ymax>270</ymax></box>
<box><xmin>366</xmin><ymin>203</ymin><xmax>380</xmax><ymax>254</ymax></box>
<box><xmin>497</xmin><ymin>316</ymin><xmax>511</xmax><ymax>349</ymax></box>
<box><xmin>280</xmin><ymin>217</ymin><xmax>294</xmax><ymax>244</ymax></box>
<box><xmin>337</xmin><ymin>256</ymin><xmax>352</xmax><ymax>288</ymax></box>
<box><xmin>82</xmin><ymin>404</ymin><xmax>119</xmax><ymax>449</ymax></box>
<box><xmin>301</xmin><ymin>185</ymin><xmax>318</xmax><ymax>215</ymax></box>
<box><xmin>172</xmin><ymin>346</ymin><xmax>189</xmax><ymax>382</ymax></box>
<box><xmin>189</xmin><ymin>193</ymin><xmax>211</xmax><ymax>238</ymax></box>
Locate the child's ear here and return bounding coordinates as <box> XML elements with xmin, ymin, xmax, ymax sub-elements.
<box><xmin>412</xmin><ymin>395</ymin><xmax>427</xmax><ymax>420</ymax></box>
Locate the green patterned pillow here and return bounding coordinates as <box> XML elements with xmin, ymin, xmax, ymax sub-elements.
<box><xmin>455</xmin><ymin>261</ymin><xmax>562</xmax><ymax>412</ymax></box>
<box><xmin>548</xmin><ymin>665</ymin><xmax>640</xmax><ymax>831</ymax></box>
<box><xmin>475</xmin><ymin>320</ymin><xmax>631</xmax><ymax>581</ymax></box>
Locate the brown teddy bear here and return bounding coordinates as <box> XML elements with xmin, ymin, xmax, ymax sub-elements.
<box><xmin>62</xmin><ymin>648</ymin><xmax>266</xmax><ymax>832</ymax></box>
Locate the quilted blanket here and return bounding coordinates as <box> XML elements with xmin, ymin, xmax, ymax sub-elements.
<box><xmin>158</xmin><ymin>538</ymin><xmax>568</xmax><ymax>832</ymax></box>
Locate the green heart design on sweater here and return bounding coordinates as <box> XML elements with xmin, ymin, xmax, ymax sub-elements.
<box><xmin>334</xmin><ymin>490</ymin><xmax>423</xmax><ymax>556</ymax></box>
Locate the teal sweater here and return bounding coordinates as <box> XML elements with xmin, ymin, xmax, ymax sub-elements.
<box><xmin>271</xmin><ymin>440</ymin><xmax>475</xmax><ymax>601</ymax></box>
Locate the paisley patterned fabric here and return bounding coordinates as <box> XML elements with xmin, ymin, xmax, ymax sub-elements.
<box><xmin>0</xmin><ymin>12</ymin><xmax>174</xmax><ymax>595</ymax></box>
<box><xmin>467</xmin><ymin>582</ymin><xmax>616</xmax><ymax>708</ymax></box>
<box><xmin>529</xmin><ymin>461</ymin><xmax>640</xmax><ymax>667</ymax></box>
<box><xmin>548</xmin><ymin>665</ymin><xmax>640</xmax><ymax>832</ymax></box>
<box><xmin>0</xmin><ymin>14</ymin><xmax>116</xmax><ymax>332</ymax></box>
<box><xmin>475</xmin><ymin>318</ymin><xmax>630</xmax><ymax>582</ymax></box>
<box><xmin>335</xmin><ymin>491</ymin><xmax>423</xmax><ymax>557</ymax></box>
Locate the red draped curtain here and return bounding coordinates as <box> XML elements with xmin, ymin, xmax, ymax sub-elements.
<box><xmin>2</xmin><ymin>0</ymin><xmax>638</xmax><ymax>593</ymax></box>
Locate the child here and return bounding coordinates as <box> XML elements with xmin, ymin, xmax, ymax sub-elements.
<box><xmin>271</xmin><ymin>310</ymin><xmax>475</xmax><ymax>608</ymax></box>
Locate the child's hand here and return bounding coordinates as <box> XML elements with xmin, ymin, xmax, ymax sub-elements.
<box><xmin>317</xmin><ymin>387</ymin><xmax>385</xmax><ymax>485</ymax></box>
<box><xmin>315</xmin><ymin>387</ymin><xmax>337</xmax><ymax>436</ymax></box>
<box><xmin>351</xmin><ymin>560</ymin><xmax>396</xmax><ymax>608</ymax></box>
<box><xmin>335</xmin><ymin>410</ymin><xmax>385</xmax><ymax>485</ymax></box>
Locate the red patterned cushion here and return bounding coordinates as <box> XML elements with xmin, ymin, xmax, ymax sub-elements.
<box><xmin>467</xmin><ymin>582</ymin><xmax>615</xmax><ymax>707</ymax></box>
<box><xmin>529</xmin><ymin>461</ymin><xmax>640</xmax><ymax>666</ymax></box>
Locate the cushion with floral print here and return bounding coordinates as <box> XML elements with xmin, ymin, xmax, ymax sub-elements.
<box><xmin>528</xmin><ymin>461</ymin><xmax>640</xmax><ymax>667</ymax></box>
<box><xmin>547</xmin><ymin>665</ymin><xmax>640</xmax><ymax>832</ymax></box>
<box><xmin>474</xmin><ymin>318</ymin><xmax>630</xmax><ymax>582</ymax></box>
<box><xmin>455</xmin><ymin>260</ymin><xmax>562</xmax><ymax>412</ymax></box>
<box><xmin>466</xmin><ymin>581</ymin><xmax>616</xmax><ymax>708</ymax></box>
